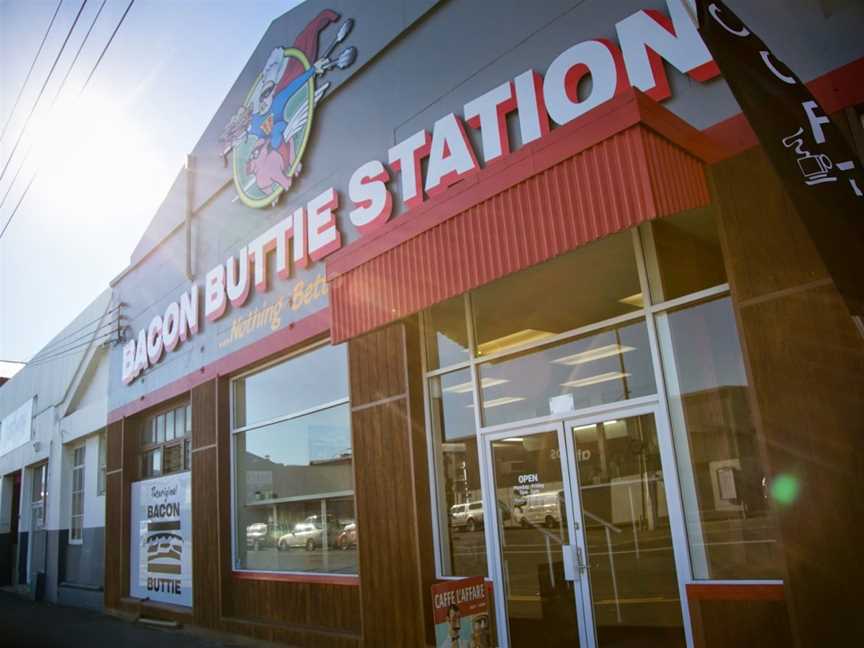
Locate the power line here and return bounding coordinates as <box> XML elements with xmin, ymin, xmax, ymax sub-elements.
<box><xmin>31</xmin><ymin>316</ymin><xmax>120</xmax><ymax>360</ymax></box>
<box><xmin>0</xmin><ymin>0</ymin><xmax>108</xmax><ymax>214</ymax></box>
<box><xmin>32</xmin><ymin>316</ymin><xmax>121</xmax><ymax>360</ymax></box>
<box><xmin>0</xmin><ymin>0</ymin><xmax>135</xmax><ymax>242</ymax></box>
<box><xmin>82</xmin><ymin>0</ymin><xmax>135</xmax><ymax>91</ymax></box>
<box><xmin>26</xmin><ymin>330</ymin><xmax>118</xmax><ymax>367</ymax></box>
<box><xmin>0</xmin><ymin>0</ymin><xmax>88</xmax><ymax>188</ymax></box>
<box><xmin>0</xmin><ymin>1</ymin><xmax>63</xmax><ymax>145</ymax></box>
<box><xmin>30</xmin><ymin>303</ymin><xmax>121</xmax><ymax>352</ymax></box>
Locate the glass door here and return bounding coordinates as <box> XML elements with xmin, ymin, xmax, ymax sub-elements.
<box><xmin>565</xmin><ymin>413</ymin><xmax>685</xmax><ymax>648</ymax></box>
<box><xmin>487</xmin><ymin>425</ymin><xmax>591</xmax><ymax>647</ymax></box>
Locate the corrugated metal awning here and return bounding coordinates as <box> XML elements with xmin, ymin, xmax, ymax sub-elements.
<box><xmin>326</xmin><ymin>89</ymin><xmax>717</xmax><ymax>343</ymax></box>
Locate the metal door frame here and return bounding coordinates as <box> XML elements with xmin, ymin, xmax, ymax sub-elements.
<box><xmin>481</xmin><ymin>401</ymin><xmax>693</xmax><ymax>648</ymax></box>
<box><xmin>481</xmin><ymin>420</ymin><xmax>593</xmax><ymax>647</ymax></box>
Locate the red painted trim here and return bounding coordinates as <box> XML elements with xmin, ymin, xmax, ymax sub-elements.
<box><xmin>108</xmin><ymin>308</ymin><xmax>330</xmax><ymax>423</ymax></box>
<box><xmin>686</xmin><ymin>583</ymin><xmax>785</xmax><ymax>601</ymax></box>
<box><xmin>232</xmin><ymin>570</ymin><xmax>359</xmax><ymax>586</ymax></box>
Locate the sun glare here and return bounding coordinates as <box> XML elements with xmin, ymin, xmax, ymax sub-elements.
<box><xmin>23</xmin><ymin>90</ymin><xmax>167</xmax><ymax>229</ymax></box>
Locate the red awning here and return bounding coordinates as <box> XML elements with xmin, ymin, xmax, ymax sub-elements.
<box><xmin>326</xmin><ymin>89</ymin><xmax>719</xmax><ymax>343</ymax></box>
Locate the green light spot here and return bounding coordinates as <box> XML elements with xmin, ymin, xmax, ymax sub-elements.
<box><xmin>770</xmin><ymin>474</ymin><xmax>800</xmax><ymax>505</ymax></box>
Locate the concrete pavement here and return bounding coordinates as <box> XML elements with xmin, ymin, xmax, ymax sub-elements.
<box><xmin>0</xmin><ymin>591</ymin><xmax>286</xmax><ymax>648</ymax></box>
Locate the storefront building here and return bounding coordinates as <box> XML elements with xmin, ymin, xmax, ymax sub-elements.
<box><xmin>0</xmin><ymin>290</ymin><xmax>113</xmax><ymax>610</ymax></box>
<box><xmin>104</xmin><ymin>1</ymin><xmax>864</xmax><ymax>647</ymax></box>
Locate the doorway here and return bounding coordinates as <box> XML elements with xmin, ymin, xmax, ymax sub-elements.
<box><xmin>1</xmin><ymin>472</ymin><xmax>22</xmax><ymax>587</ymax></box>
<box><xmin>484</xmin><ymin>410</ymin><xmax>686</xmax><ymax>647</ymax></box>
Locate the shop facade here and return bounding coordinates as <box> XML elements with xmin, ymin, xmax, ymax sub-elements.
<box><xmin>104</xmin><ymin>1</ymin><xmax>864</xmax><ymax>647</ymax></box>
<box><xmin>0</xmin><ymin>290</ymin><xmax>113</xmax><ymax>610</ymax></box>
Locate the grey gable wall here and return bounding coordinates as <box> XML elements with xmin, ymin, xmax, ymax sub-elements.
<box><xmin>109</xmin><ymin>0</ymin><xmax>864</xmax><ymax>412</ymax></box>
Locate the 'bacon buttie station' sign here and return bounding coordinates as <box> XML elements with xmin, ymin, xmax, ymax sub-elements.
<box><xmin>122</xmin><ymin>0</ymin><xmax>719</xmax><ymax>385</ymax></box>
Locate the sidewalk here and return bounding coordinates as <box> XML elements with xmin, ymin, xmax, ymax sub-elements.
<box><xmin>0</xmin><ymin>591</ymin><xmax>285</xmax><ymax>648</ymax></box>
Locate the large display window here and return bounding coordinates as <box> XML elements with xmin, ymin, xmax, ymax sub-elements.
<box><xmin>232</xmin><ymin>342</ymin><xmax>357</xmax><ymax>575</ymax></box>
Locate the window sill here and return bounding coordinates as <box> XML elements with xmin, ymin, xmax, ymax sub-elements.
<box><xmin>232</xmin><ymin>570</ymin><xmax>359</xmax><ymax>586</ymax></box>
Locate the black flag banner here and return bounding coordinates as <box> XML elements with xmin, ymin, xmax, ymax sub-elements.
<box><xmin>695</xmin><ymin>0</ymin><xmax>864</xmax><ymax>322</ymax></box>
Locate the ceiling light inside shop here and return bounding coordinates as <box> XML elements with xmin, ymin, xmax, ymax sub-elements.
<box><xmin>442</xmin><ymin>377</ymin><xmax>509</xmax><ymax>394</ymax></box>
<box><xmin>552</xmin><ymin>344</ymin><xmax>635</xmax><ymax>366</ymax></box>
<box><xmin>503</xmin><ymin>437</ymin><xmax>525</xmax><ymax>442</ymax></box>
<box><xmin>619</xmin><ymin>292</ymin><xmax>644</xmax><ymax>308</ymax></box>
<box><xmin>476</xmin><ymin>329</ymin><xmax>554</xmax><ymax>356</ymax></box>
<box><xmin>467</xmin><ymin>396</ymin><xmax>526</xmax><ymax>409</ymax></box>
<box><xmin>561</xmin><ymin>371</ymin><xmax>631</xmax><ymax>388</ymax></box>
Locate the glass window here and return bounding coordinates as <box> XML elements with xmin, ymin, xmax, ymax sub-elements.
<box><xmin>97</xmin><ymin>431</ymin><xmax>107</xmax><ymax>496</ymax></box>
<box><xmin>233</xmin><ymin>344</ymin><xmax>356</xmax><ymax>574</ymax></box>
<box><xmin>70</xmin><ymin>445</ymin><xmax>85</xmax><ymax>543</ymax></box>
<box><xmin>140</xmin><ymin>403</ymin><xmax>190</xmax><ymax>480</ymax></box>
<box><xmin>657</xmin><ymin>297</ymin><xmax>782</xmax><ymax>580</ymax></box>
<box><xmin>233</xmin><ymin>344</ymin><xmax>349</xmax><ymax>429</ymax></box>
<box><xmin>429</xmin><ymin>369</ymin><xmax>487</xmax><ymax>577</ymax></box>
<box><xmin>478</xmin><ymin>320</ymin><xmax>656</xmax><ymax>427</ymax></box>
<box><xmin>424</xmin><ymin>295</ymin><xmax>469</xmax><ymax>370</ymax></box>
<box><xmin>165</xmin><ymin>410</ymin><xmax>175</xmax><ymax>441</ymax></box>
<box><xmin>471</xmin><ymin>231</ymin><xmax>642</xmax><ymax>357</ymax></box>
<box><xmin>641</xmin><ymin>207</ymin><xmax>727</xmax><ymax>304</ymax></box>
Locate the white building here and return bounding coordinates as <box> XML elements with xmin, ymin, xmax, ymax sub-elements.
<box><xmin>0</xmin><ymin>290</ymin><xmax>115</xmax><ymax>609</ymax></box>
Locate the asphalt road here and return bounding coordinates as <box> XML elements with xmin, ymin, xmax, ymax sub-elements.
<box><xmin>0</xmin><ymin>591</ymin><xmax>284</xmax><ymax>648</ymax></box>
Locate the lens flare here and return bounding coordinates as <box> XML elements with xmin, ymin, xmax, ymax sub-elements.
<box><xmin>770</xmin><ymin>473</ymin><xmax>800</xmax><ymax>505</ymax></box>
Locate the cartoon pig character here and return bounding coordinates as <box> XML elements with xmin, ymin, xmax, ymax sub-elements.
<box><xmin>246</xmin><ymin>139</ymin><xmax>297</xmax><ymax>193</ymax></box>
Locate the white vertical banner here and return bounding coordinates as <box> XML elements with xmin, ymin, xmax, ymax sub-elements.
<box><xmin>130</xmin><ymin>472</ymin><xmax>193</xmax><ymax>607</ymax></box>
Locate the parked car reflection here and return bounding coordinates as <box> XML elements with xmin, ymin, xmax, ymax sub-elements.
<box><xmin>277</xmin><ymin>514</ymin><xmax>342</xmax><ymax>551</ymax></box>
<box><xmin>246</xmin><ymin>522</ymin><xmax>273</xmax><ymax>549</ymax></box>
<box><xmin>336</xmin><ymin>522</ymin><xmax>357</xmax><ymax>550</ymax></box>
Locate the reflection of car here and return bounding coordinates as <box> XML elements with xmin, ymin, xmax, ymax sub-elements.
<box><xmin>515</xmin><ymin>490</ymin><xmax>564</xmax><ymax>528</ymax></box>
<box><xmin>336</xmin><ymin>522</ymin><xmax>357</xmax><ymax>550</ymax></box>
<box><xmin>450</xmin><ymin>501</ymin><xmax>484</xmax><ymax>532</ymax></box>
<box><xmin>277</xmin><ymin>515</ymin><xmax>342</xmax><ymax>551</ymax></box>
<box><xmin>246</xmin><ymin>523</ymin><xmax>272</xmax><ymax>549</ymax></box>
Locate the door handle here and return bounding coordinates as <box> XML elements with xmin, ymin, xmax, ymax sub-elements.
<box><xmin>576</xmin><ymin>546</ymin><xmax>586</xmax><ymax>575</ymax></box>
<box><xmin>563</xmin><ymin>544</ymin><xmax>585</xmax><ymax>581</ymax></box>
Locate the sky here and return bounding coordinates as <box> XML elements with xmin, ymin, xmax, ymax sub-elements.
<box><xmin>0</xmin><ymin>0</ymin><xmax>304</xmax><ymax>362</ymax></box>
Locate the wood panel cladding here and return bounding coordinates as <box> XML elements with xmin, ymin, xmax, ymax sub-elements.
<box><xmin>349</xmin><ymin>318</ymin><xmax>435</xmax><ymax>647</ymax></box>
<box><xmin>227</xmin><ymin>578</ymin><xmax>361</xmax><ymax>633</ymax></box>
<box><xmin>710</xmin><ymin>146</ymin><xmax>864</xmax><ymax>645</ymax></box>
<box><xmin>190</xmin><ymin>379</ymin><xmax>219</xmax><ymax>628</ymax></box>
<box><xmin>103</xmin><ymin>470</ymin><xmax>123</xmax><ymax>609</ymax></box>
<box><xmin>348</xmin><ymin>322</ymin><xmax>406</xmax><ymax>406</ymax></box>
<box><xmin>687</xmin><ymin>585</ymin><xmax>792</xmax><ymax>648</ymax></box>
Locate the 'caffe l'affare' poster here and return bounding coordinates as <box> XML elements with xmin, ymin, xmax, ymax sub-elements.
<box><xmin>130</xmin><ymin>472</ymin><xmax>193</xmax><ymax>607</ymax></box>
<box><xmin>431</xmin><ymin>576</ymin><xmax>492</xmax><ymax>648</ymax></box>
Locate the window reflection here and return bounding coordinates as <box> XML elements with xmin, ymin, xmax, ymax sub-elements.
<box><xmin>424</xmin><ymin>295</ymin><xmax>469</xmax><ymax>370</ymax></box>
<box><xmin>658</xmin><ymin>297</ymin><xmax>782</xmax><ymax>579</ymax></box>
<box><xmin>235</xmin><ymin>404</ymin><xmax>357</xmax><ymax>574</ymax></box>
<box><xmin>233</xmin><ymin>344</ymin><xmax>349</xmax><ymax>428</ymax></box>
<box><xmin>479</xmin><ymin>321</ymin><xmax>656</xmax><ymax>427</ymax></box>
<box><xmin>233</xmin><ymin>344</ymin><xmax>356</xmax><ymax>575</ymax></box>
<box><xmin>429</xmin><ymin>369</ymin><xmax>487</xmax><ymax>577</ymax></box>
<box><xmin>471</xmin><ymin>232</ymin><xmax>642</xmax><ymax>357</ymax></box>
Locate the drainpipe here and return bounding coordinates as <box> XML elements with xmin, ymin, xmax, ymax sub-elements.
<box><xmin>185</xmin><ymin>154</ymin><xmax>195</xmax><ymax>280</ymax></box>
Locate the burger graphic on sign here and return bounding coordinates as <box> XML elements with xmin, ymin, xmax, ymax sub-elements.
<box><xmin>221</xmin><ymin>10</ymin><xmax>357</xmax><ymax>208</ymax></box>
<box><xmin>146</xmin><ymin>523</ymin><xmax>183</xmax><ymax>575</ymax></box>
